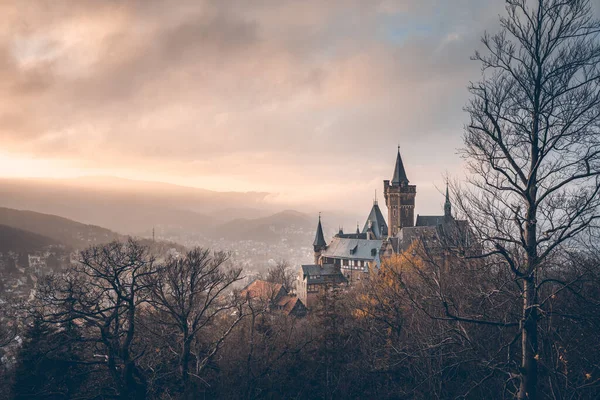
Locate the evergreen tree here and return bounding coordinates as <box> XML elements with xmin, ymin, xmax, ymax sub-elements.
<box><xmin>12</xmin><ymin>316</ymin><xmax>84</xmax><ymax>399</ymax></box>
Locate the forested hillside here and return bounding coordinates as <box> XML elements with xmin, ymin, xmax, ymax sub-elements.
<box><xmin>0</xmin><ymin>207</ymin><xmax>122</xmax><ymax>249</ymax></box>
<box><xmin>0</xmin><ymin>225</ymin><xmax>59</xmax><ymax>253</ymax></box>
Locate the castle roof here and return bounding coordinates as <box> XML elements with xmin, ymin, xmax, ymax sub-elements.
<box><xmin>313</xmin><ymin>215</ymin><xmax>327</xmax><ymax>248</ymax></box>
<box><xmin>397</xmin><ymin>226</ymin><xmax>438</xmax><ymax>251</ymax></box>
<box><xmin>416</xmin><ymin>185</ymin><xmax>452</xmax><ymax>227</ymax></box>
<box><xmin>391</xmin><ymin>147</ymin><xmax>409</xmax><ymax>185</ymax></box>
<box><xmin>415</xmin><ymin>215</ymin><xmax>446</xmax><ymax>227</ymax></box>
<box><xmin>301</xmin><ymin>264</ymin><xmax>348</xmax><ymax>284</ymax></box>
<box><xmin>302</xmin><ymin>264</ymin><xmax>341</xmax><ymax>276</ymax></box>
<box><xmin>362</xmin><ymin>202</ymin><xmax>388</xmax><ymax>239</ymax></box>
<box><xmin>321</xmin><ymin>237</ymin><xmax>383</xmax><ymax>261</ymax></box>
<box><xmin>397</xmin><ymin>218</ymin><xmax>472</xmax><ymax>252</ymax></box>
<box><xmin>337</xmin><ymin>233</ymin><xmax>368</xmax><ymax>239</ymax></box>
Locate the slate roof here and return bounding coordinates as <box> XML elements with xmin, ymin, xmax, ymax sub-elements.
<box><xmin>362</xmin><ymin>202</ymin><xmax>388</xmax><ymax>239</ymax></box>
<box><xmin>391</xmin><ymin>148</ymin><xmax>409</xmax><ymax>185</ymax></box>
<box><xmin>313</xmin><ymin>216</ymin><xmax>327</xmax><ymax>248</ymax></box>
<box><xmin>398</xmin><ymin>218</ymin><xmax>473</xmax><ymax>252</ymax></box>
<box><xmin>387</xmin><ymin>236</ymin><xmax>401</xmax><ymax>254</ymax></box>
<box><xmin>321</xmin><ymin>237</ymin><xmax>383</xmax><ymax>261</ymax></box>
<box><xmin>437</xmin><ymin>219</ymin><xmax>472</xmax><ymax>249</ymax></box>
<box><xmin>415</xmin><ymin>215</ymin><xmax>446</xmax><ymax>227</ymax></box>
<box><xmin>397</xmin><ymin>226</ymin><xmax>439</xmax><ymax>252</ymax></box>
<box><xmin>301</xmin><ymin>264</ymin><xmax>340</xmax><ymax>276</ymax></box>
<box><xmin>301</xmin><ymin>264</ymin><xmax>348</xmax><ymax>284</ymax></box>
<box><xmin>337</xmin><ymin>233</ymin><xmax>368</xmax><ymax>239</ymax></box>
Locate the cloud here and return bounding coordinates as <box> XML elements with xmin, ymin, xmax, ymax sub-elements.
<box><xmin>0</xmin><ymin>0</ymin><xmax>511</xmax><ymax>215</ymax></box>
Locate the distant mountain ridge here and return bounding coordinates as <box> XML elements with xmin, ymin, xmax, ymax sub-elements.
<box><xmin>212</xmin><ymin>210</ymin><xmax>313</xmax><ymax>243</ymax></box>
<box><xmin>0</xmin><ymin>177</ymin><xmax>356</xmax><ymax>248</ymax></box>
<box><xmin>0</xmin><ymin>207</ymin><xmax>122</xmax><ymax>249</ymax></box>
<box><xmin>0</xmin><ymin>177</ymin><xmax>272</xmax><ymax>235</ymax></box>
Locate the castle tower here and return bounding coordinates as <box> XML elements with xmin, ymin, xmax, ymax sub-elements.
<box><xmin>313</xmin><ymin>214</ymin><xmax>327</xmax><ymax>264</ymax></box>
<box><xmin>383</xmin><ymin>147</ymin><xmax>416</xmax><ymax>237</ymax></box>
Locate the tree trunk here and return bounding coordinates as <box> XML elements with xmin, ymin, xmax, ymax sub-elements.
<box><xmin>518</xmin><ymin>276</ymin><xmax>538</xmax><ymax>400</ymax></box>
<box><xmin>107</xmin><ymin>348</ymin><xmax>126</xmax><ymax>398</ymax></box>
<box><xmin>245</xmin><ymin>311</ymin><xmax>256</xmax><ymax>400</ymax></box>
<box><xmin>181</xmin><ymin>336</ymin><xmax>193</xmax><ymax>399</ymax></box>
<box><xmin>121</xmin><ymin>359</ymin><xmax>146</xmax><ymax>400</ymax></box>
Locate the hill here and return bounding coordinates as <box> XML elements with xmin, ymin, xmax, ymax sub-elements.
<box><xmin>0</xmin><ymin>224</ymin><xmax>60</xmax><ymax>253</ymax></box>
<box><xmin>0</xmin><ymin>207</ymin><xmax>122</xmax><ymax>249</ymax></box>
<box><xmin>212</xmin><ymin>210</ymin><xmax>313</xmax><ymax>243</ymax></box>
<box><xmin>0</xmin><ymin>177</ymin><xmax>271</xmax><ymax>235</ymax></box>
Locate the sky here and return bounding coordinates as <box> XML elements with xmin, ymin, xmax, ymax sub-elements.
<box><xmin>1</xmin><ymin>0</ymin><xmax>518</xmax><ymax>215</ymax></box>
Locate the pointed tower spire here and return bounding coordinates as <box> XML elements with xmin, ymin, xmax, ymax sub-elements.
<box><xmin>444</xmin><ymin>181</ymin><xmax>452</xmax><ymax>218</ymax></box>
<box><xmin>313</xmin><ymin>213</ymin><xmax>327</xmax><ymax>249</ymax></box>
<box><xmin>313</xmin><ymin>213</ymin><xmax>327</xmax><ymax>264</ymax></box>
<box><xmin>356</xmin><ymin>222</ymin><xmax>360</xmax><ymax>234</ymax></box>
<box><xmin>391</xmin><ymin>146</ymin><xmax>409</xmax><ymax>186</ymax></box>
<box><xmin>361</xmin><ymin>200</ymin><xmax>389</xmax><ymax>239</ymax></box>
<box><xmin>384</xmin><ymin>146</ymin><xmax>416</xmax><ymax>236</ymax></box>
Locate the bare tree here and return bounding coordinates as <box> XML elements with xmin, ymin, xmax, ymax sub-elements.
<box><xmin>145</xmin><ymin>248</ymin><xmax>244</xmax><ymax>398</ymax></box>
<box><xmin>458</xmin><ymin>1</ymin><xmax>600</xmax><ymax>398</ymax></box>
<box><xmin>265</xmin><ymin>260</ymin><xmax>295</xmax><ymax>293</ymax></box>
<box><xmin>37</xmin><ymin>239</ymin><xmax>156</xmax><ymax>400</ymax></box>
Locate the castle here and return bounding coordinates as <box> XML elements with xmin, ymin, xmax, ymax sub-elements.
<box><xmin>297</xmin><ymin>148</ymin><xmax>472</xmax><ymax>308</ymax></box>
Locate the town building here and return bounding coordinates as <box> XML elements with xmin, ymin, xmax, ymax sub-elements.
<box><xmin>241</xmin><ymin>279</ymin><xmax>307</xmax><ymax>317</ymax></box>
<box><xmin>27</xmin><ymin>255</ymin><xmax>46</xmax><ymax>275</ymax></box>
<box><xmin>297</xmin><ymin>264</ymin><xmax>348</xmax><ymax>308</ymax></box>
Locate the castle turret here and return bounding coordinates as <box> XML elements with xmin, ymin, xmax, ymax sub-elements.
<box><xmin>384</xmin><ymin>146</ymin><xmax>417</xmax><ymax>236</ymax></box>
<box><xmin>362</xmin><ymin>197</ymin><xmax>388</xmax><ymax>239</ymax></box>
<box><xmin>391</xmin><ymin>146</ymin><xmax>409</xmax><ymax>186</ymax></box>
<box><xmin>444</xmin><ymin>183</ymin><xmax>452</xmax><ymax>219</ymax></box>
<box><xmin>313</xmin><ymin>214</ymin><xmax>327</xmax><ymax>264</ymax></box>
